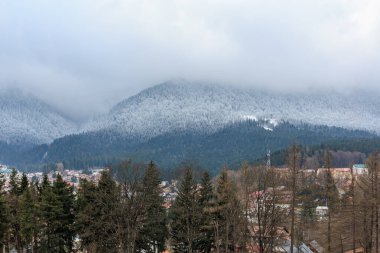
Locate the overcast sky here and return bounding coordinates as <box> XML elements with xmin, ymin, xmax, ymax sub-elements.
<box><xmin>0</xmin><ymin>0</ymin><xmax>379</xmax><ymax>120</ymax></box>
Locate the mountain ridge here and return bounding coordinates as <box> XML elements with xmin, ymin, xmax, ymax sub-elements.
<box><xmin>83</xmin><ymin>80</ymin><xmax>380</xmax><ymax>138</ymax></box>
<box><xmin>1</xmin><ymin>80</ymin><xmax>380</xmax><ymax>171</ymax></box>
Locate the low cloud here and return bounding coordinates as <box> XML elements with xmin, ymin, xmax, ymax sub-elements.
<box><xmin>0</xmin><ymin>0</ymin><xmax>379</xmax><ymax>120</ymax></box>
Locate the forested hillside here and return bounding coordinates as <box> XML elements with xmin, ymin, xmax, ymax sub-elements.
<box><xmin>4</xmin><ymin>120</ymin><xmax>374</xmax><ymax>174</ymax></box>
<box><xmin>262</xmin><ymin>137</ymin><xmax>380</xmax><ymax>167</ymax></box>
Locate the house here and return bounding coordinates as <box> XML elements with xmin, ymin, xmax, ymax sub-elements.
<box><xmin>0</xmin><ymin>165</ymin><xmax>14</xmax><ymax>181</ymax></box>
<box><xmin>352</xmin><ymin>164</ymin><xmax>367</xmax><ymax>175</ymax></box>
<box><xmin>308</xmin><ymin>240</ymin><xmax>324</xmax><ymax>253</ymax></box>
<box><xmin>278</xmin><ymin>240</ymin><xmax>314</xmax><ymax>253</ymax></box>
<box><xmin>0</xmin><ymin>165</ymin><xmax>12</xmax><ymax>174</ymax></box>
<box><xmin>315</xmin><ymin>206</ymin><xmax>328</xmax><ymax>220</ymax></box>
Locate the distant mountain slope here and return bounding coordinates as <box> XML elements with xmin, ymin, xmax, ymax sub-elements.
<box><xmin>84</xmin><ymin>80</ymin><xmax>380</xmax><ymax>139</ymax></box>
<box><xmin>0</xmin><ymin>89</ymin><xmax>77</xmax><ymax>145</ymax></box>
<box><xmin>1</xmin><ymin>80</ymin><xmax>379</xmax><ymax>172</ymax></box>
<box><xmin>12</xmin><ymin>120</ymin><xmax>376</xmax><ymax>173</ymax></box>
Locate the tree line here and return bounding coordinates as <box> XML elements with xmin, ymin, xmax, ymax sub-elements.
<box><xmin>1</xmin><ymin>147</ymin><xmax>380</xmax><ymax>253</ymax></box>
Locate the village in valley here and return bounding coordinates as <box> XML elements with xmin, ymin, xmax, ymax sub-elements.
<box><xmin>0</xmin><ymin>161</ymin><xmax>370</xmax><ymax>253</ymax></box>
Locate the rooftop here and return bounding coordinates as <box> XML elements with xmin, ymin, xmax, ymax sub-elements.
<box><xmin>353</xmin><ymin>164</ymin><xmax>367</xmax><ymax>169</ymax></box>
<box><xmin>0</xmin><ymin>168</ymin><xmax>13</xmax><ymax>174</ymax></box>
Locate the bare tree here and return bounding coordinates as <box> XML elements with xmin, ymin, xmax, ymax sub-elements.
<box><xmin>240</xmin><ymin>165</ymin><xmax>287</xmax><ymax>253</ymax></box>
<box><xmin>325</xmin><ymin>150</ymin><xmax>333</xmax><ymax>253</ymax></box>
<box><xmin>287</xmin><ymin>144</ymin><xmax>301</xmax><ymax>253</ymax></box>
<box><xmin>350</xmin><ymin>165</ymin><xmax>356</xmax><ymax>253</ymax></box>
<box><xmin>359</xmin><ymin>152</ymin><xmax>380</xmax><ymax>253</ymax></box>
<box><xmin>240</xmin><ymin>164</ymin><xmax>255</xmax><ymax>249</ymax></box>
<box><xmin>115</xmin><ymin>161</ymin><xmax>146</xmax><ymax>253</ymax></box>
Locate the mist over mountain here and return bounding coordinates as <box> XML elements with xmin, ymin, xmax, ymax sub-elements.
<box><xmin>0</xmin><ymin>88</ymin><xmax>78</xmax><ymax>145</ymax></box>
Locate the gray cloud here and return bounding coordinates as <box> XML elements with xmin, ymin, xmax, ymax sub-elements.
<box><xmin>0</xmin><ymin>0</ymin><xmax>379</xmax><ymax>120</ymax></box>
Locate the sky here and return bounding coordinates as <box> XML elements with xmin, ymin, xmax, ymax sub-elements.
<box><xmin>0</xmin><ymin>0</ymin><xmax>379</xmax><ymax>120</ymax></box>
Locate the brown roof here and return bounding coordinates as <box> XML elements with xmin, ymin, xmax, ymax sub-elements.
<box><xmin>344</xmin><ymin>247</ymin><xmax>364</xmax><ymax>253</ymax></box>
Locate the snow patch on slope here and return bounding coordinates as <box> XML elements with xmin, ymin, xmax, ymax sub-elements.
<box><xmin>242</xmin><ymin>115</ymin><xmax>258</xmax><ymax>121</ymax></box>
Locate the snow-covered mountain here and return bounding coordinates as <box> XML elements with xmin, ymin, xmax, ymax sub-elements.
<box><xmin>0</xmin><ymin>89</ymin><xmax>78</xmax><ymax>145</ymax></box>
<box><xmin>2</xmin><ymin>81</ymin><xmax>379</xmax><ymax>170</ymax></box>
<box><xmin>2</xmin><ymin>80</ymin><xmax>379</xmax><ymax>147</ymax></box>
<box><xmin>84</xmin><ymin>80</ymin><xmax>380</xmax><ymax>138</ymax></box>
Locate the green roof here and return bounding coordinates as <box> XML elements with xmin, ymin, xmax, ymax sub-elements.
<box><xmin>0</xmin><ymin>168</ymin><xmax>13</xmax><ymax>174</ymax></box>
<box><xmin>353</xmin><ymin>164</ymin><xmax>366</xmax><ymax>169</ymax></box>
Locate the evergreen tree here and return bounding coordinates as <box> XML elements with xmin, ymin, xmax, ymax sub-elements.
<box><xmin>299</xmin><ymin>171</ymin><xmax>318</xmax><ymax>238</ymax></box>
<box><xmin>53</xmin><ymin>174</ymin><xmax>75</xmax><ymax>252</ymax></box>
<box><xmin>215</xmin><ymin>170</ymin><xmax>242</xmax><ymax>253</ymax></box>
<box><xmin>40</xmin><ymin>174</ymin><xmax>75</xmax><ymax>253</ymax></box>
<box><xmin>19</xmin><ymin>184</ymin><xmax>39</xmax><ymax>252</ymax></box>
<box><xmin>136</xmin><ymin>161</ymin><xmax>168</xmax><ymax>253</ymax></box>
<box><xmin>39</xmin><ymin>173</ymin><xmax>58</xmax><ymax>252</ymax></box>
<box><xmin>0</xmin><ymin>173</ymin><xmax>9</xmax><ymax>252</ymax></box>
<box><xmin>41</xmin><ymin>174</ymin><xmax>50</xmax><ymax>191</ymax></box>
<box><xmin>76</xmin><ymin>170</ymin><xmax>119</xmax><ymax>253</ymax></box>
<box><xmin>20</xmin><ymin>173</ymin><xmax>29</xmax><ymax>194</ymax></box>
<box><xmin>196</xmin><ymin>172</ymin><xmax>215</xmax><ymax>253</ymax></box>
<box><xmin>8</xmin><ymin>168</ymin><xmax>23</xmax><ymax>252</ymax></box>
<box><xmin>0</xmin><ymin>172</ymin><xmax>4</xmax><ymax>191</ymax></box>
<box><xmin>75</xmin><ymin>179</ymin><xmax>97</xmax><ymax>251</ymax></box>
<box><xmin>299</xmin><ymin>188</ymin><xmax>317</xmax><ymax>226</ymax></box>
<box><xmin>169</xmin><ymin>168</ymin><xmax>201</xmax><ymax>253</ymax></box>
<box><xmin>0</xmin><ymin>193</ymin><xmax>8</xmax><ymax>252</ymax></box>
<box><xmin>9</xmin><ymin>168</ymin><xmax>19</xmax><ymax>196</ymax></box>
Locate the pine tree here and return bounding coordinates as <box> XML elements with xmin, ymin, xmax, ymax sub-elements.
<box><xmin>53</xmin><ymin>174</ymin><xmax>75</xmax><ymax>252</ymax></box>
<box><xmin>8</xmin><ymin>168</ymin><xmax>23</xmax><ymax>252</ymax></box>
<box><xmin>0</xmin><ymin>194</ymin><xmax>8</xmax><ymax>252</ymax></box>
<box><xmin>136</xmin><ymin>161</ymin><xmax>168</xmax><ymax>253</ymax></box>
<box><xmin>196</xmin><ymin>172</ymin><xmax>215</xmax><ymax>253</ymax></box>
<box><xmin>9</xmin><ymin>168</ymin><xmax>19</xmax><ymax>196</ymax></box>
<box><xmin>39</xmin><ymin>173</ymin><xmax>59</xmax><ymax>252</ymax></box>
<box><xmin>76</xmin><ymin>170</ymin><xmax>119</xmax><ymax>252</ymax></box>
<box><xmin>0</xmin><ymin>173</ymin><xmax>9</xmax><ymax>252</ymax></box>
<box><xmin>39</xmin><ymin>174</ymin><xmax>75</xmax><ymax>253</ymax></box>
<box><xmin>299</xmin><ymin>171</ymin><xmax>317</xmax><ymax>240</ymax></box>
<box><xmin>215</xmin><ymin>170</ymin><xmax>242</xmax><ymax>253</ymax></box>
<box><xmin>20</xmin><ymin>173</ymin><xmax>29</xmax><ymax>194</ymax></box>
<box><xmin>0</xmin><ymin>173</ymin><xmax>4</xmax><ymax>191</ymax></box>
<box><xmin>75</xmin><ymin>179</ymin><xmax>98</xmax><ymax>251</ymax></box>
<box><xmin>19</xmin><ymin>184</ymin><xmax>39</xmax><ymax>252</ymax></box>
<box><xmin>169</xmin><ymin>168</ymin><xmax>200</xmax><ymax>253</ymax></box>
<box><xmin>41</xmin><ymin>174</ymin><xmax>50</xmax><ymax>192</ymax></box>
